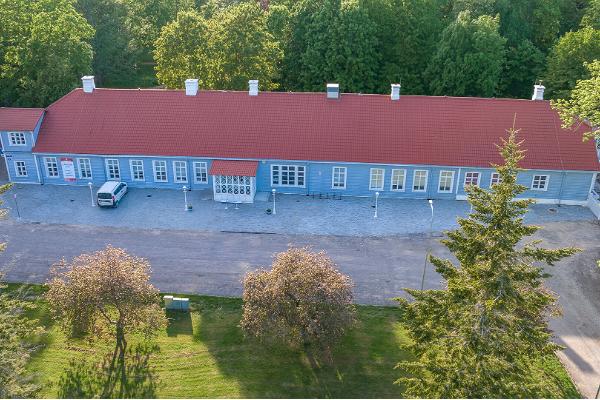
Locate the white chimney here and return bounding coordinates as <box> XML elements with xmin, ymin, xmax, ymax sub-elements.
<box><xmin>532</xmin><ymin>84</ymin><xmax>545</xmax><ymax>101</ymax></box>
<box><xmin>81</xmin><ymin>76</ymin><xmax>95</xmax><ymax>93</ymax></box>
<box><xmin>185</xmin><ymin>79</ymin><xmax>198</xmax><ymax>96</ymax></box>
<box><xmin>249</xmin><ymin>80</ymin><xmax>259</xmax><ymax>96</ymax></box>
<box><xmin>391</xmin><ymin>83</ymin><xmax>401</xmax><ymax>101</ymax></box>
<box><xmin>326</xmin><ymin>83</ymin><xmax>339</xmax><ymax>99</ymax></box>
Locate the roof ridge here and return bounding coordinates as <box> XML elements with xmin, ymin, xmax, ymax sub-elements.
<box><xmin>88</xmin><ymin>87</ymin><xmax>547</xmax><ymax>103</ymax></box>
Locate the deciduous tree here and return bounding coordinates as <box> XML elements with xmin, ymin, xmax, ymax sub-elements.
<box><xmin>544</xmin><ymin>27</ymin><xmax>600</xmax><ymax>99</ymax></box>
<box><xmin>241</xmin><ymin>247</ymin><xmax>355</xmax><ymax>360</ymax></box>
<box><xmin>553</xmin><ymin>60</ymin><xmax>600</xmax><ymax>140</ymax></box>
<box><xmin>46</xmin><ymin>245</ymin><xmax>166</xmax><ymax>397</ymax></box>
<box><xmin>397</xmin><ymin>128</ymin><xmax>579</xmax><ymax>398</ymax></box>
<box><xmin>155</xmin><ymin>3</ymin><xmax>282</xmax><ymax>90</ymax></box>
<box><xmin>0</xmin><ymin>0</ymin><xmax>94</xmax><ymax>107</ymax></box>
<box><xmin>425</xmin><ymin>11</ymin><xmax>506</xmax><ymax>97</ymax></box>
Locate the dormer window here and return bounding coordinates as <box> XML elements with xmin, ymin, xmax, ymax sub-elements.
<box><xmin>9</xmin><ymin>132</ymin><xmax>26</xmax><ymax>146</ymax></box>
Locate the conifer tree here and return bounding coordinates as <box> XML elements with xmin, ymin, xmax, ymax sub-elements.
<box><xmin>397</xmin><ymin>127</ymin><xmax>579</xmax><ymax>398</ymax></box>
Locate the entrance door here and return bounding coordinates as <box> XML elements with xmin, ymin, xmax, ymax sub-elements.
<box><xmin>213</xmin><ymin>175</ymin><xmax>256</xmax><ymax>203</ymax></box>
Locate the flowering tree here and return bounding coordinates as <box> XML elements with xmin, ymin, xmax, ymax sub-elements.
<box><xmin>241</xmin><ymin>247</ymin><xmax>355</xmax><ymax>360</ymax></box>
<box><xmin>46</xmin><ymin>245</ymin><xmax>166</xmax><ymax>390</ymax></box>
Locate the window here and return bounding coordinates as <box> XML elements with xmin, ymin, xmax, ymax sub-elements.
<box><xmin>464</xmin><ymin>172</ymin><xmax>480</xmax><ymax>187</ymax></box>
<box><xmin>14</xmin><ymin>161</ymin><xmax>27</xmax><ymax>177</ymax></box>
<box><xmin>194</xmin><ymin>162</ymin><xmax>208</xmax><ymax>183</ymax></box>
<box><xmin>130</xmin><ymin>160</ymin><xmax>144</xmax><ymax>181</ymax></box>
<box><xmin>438</xmin><ymin>170</ymin><xmax>454</xmax><ymax>193</ymax></box>
<box><xmin>153</xmin><ymin>160</ymin><xmax>167</xmax><ymax>182</ymax></box>
<box><xmin>490</xmin><ymin>172</ymin><xmax>501</xmax><ymax>187</ymax></box>
<box><xmin>390</xmin><ymin>169</ymin><xmax>406</xmax><ymax>191</ymax></box>
<box><xmin>532</xmin><ymin>175</ymin><xmax>549</xmax><ymax>191</ymax></box>
<box><xmin>332</xmin><ymin>166</ymin><xmax>347</xmax><ymax>189</ymax></box>
<box><xmin>369</xmin><ymin>168</ymin><xmax>384</xmax><ymax>190</ymax></box>
<box><xmin>44</xmin><ymin>157</ymin><xmax>59</xmax><ymax>178</ymax></box>
<box><xmin>105</xmin><ymin>159</ymin><xmax>120</xmax><ymax>180</ymax></box>
<box><xmin>271</xmin><ymin>165</ymin><xmax>305</xmax><ymax>187</ymax></box>
<box><xmin>9</xmin><ymin>132</ymin><xmax>26</xmax><ymax>146</ymax></box>
<box><xmin>413</xmin><ymin>170</ymin><xmax>428</xmax><ymax>192</ymax></box>
<box><xmin>78</xmin><ymin>158</ymin><xmax>92</xmax><ymax>179</ymax></box>
<box><xmin>173</xmin><ymin>161</ymin><xmax>187</xmax><ymax>183</ymax></box>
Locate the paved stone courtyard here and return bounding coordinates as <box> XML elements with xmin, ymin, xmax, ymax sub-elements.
<box><xmin>1</xmin><ymin>184</ymin><xmax>596</xmax><ymax>236</ymax></box>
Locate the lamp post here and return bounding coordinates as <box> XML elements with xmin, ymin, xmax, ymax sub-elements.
<box><xmin>374</xmin><ymin>191</ymin><xmax>379</xmax><ymax>218</ymax></box>
<box><xmin>183</xmin><ymin>185</ymin><xmax>188</xmax><ymax>211</ymax></box>
<box><xmin>272</xmin><ymin>188</ymin><xmax>276</xmax><ymax>215</ymax></box>
<box><xmin>88</xmin><ymin>182</ymin><xmax>95</xmax><ymax>207</ymax></box>
<box><xmin>420</xmin><ymin>199</ymin><xmax>434</xmax><ymax>290</ymax></box>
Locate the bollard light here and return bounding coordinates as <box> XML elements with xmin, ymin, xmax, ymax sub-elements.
<box><xmin>272</xmin><ymin>188</ymin><xmax>276</xmax><ymax>215</ymax></box>
<box><xmin>88</xmin><ymin>182</ymin><xmax>95</xmax><ymax>207</ymax></box>
<box><xmin>374</xmin><ymin>191</ymin><xmax>380</xmax><ymax>218</ymax></box>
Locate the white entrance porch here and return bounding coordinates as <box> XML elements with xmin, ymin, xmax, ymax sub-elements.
<box><xmin>209</xmin><ymin>160</ymin><xmax>259</xmax><ymax>203</ymax></box>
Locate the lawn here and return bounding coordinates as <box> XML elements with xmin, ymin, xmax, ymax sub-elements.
<box><xmin>15</xmin><ymin>285</ymin><xmax>580</xmax><ymax>398</ymax></box>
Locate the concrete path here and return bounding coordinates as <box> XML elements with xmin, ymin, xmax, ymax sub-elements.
<box><xmin>1</xmin><ymin>219</ymin><xmax>599</xmax><ymax>396</ymax></box>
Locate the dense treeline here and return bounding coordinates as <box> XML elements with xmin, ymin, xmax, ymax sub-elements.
<box><xmin>0</xmin><ymin>0</ymin><xmax>598</xmax><ymax>107</ymax></box>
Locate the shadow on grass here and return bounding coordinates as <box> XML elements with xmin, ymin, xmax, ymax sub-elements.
<box><xmin>166</xmin><ymin>310</ymin><xmax>193</xmax><ymax>337</ymax></box>
<box><xmin>57</xmin><ymin>343</ymin><xmax>160</xmax><ymax>399</ymax></box>
<box><xmin>194</xmin><ymin>296</ymin><xmax>411</xmax><ymax>398</ymax></box>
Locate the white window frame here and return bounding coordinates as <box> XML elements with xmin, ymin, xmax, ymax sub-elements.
<box><xmin>464</xmin><ymin>171</ymin><xmax>480</xmax><ymax>187</ymax></box>
<box><xmin>44</xmin><ymin>157</ymin><xmax>59</xmax><ymax>178</ymax></box>
<box><xmin>9</xmin><ymin>132</ymin><xmax>26</xmax><ymax>146</ymax></box>
<box><xmin>390</xmin><ymin>169</ymin><xmax>406</xmax><ymax>191</ymax></box>
<box><xmin>193</xmin><ymin>161</ymin><xmax>208</xmax><ymax>184</ymax></box>
<box><xmin>438</xmin><ymin>170</ymin><xmax>455</xmax><ymax>193</ymax></box>
<box><xmin>369</xmin><ymin>168</ymin><xmax>385</xmax><ymax>191</ymax></box>
<box><xmin>332</xmin><ymin>166</ymin><xmax>347</xmax><ymax>189</ymax></box>
<box><xmin>129</xmin><ymin>159</ymin><xmax>145</xmax><ymax>181</ymax></box>
<box><xmin>173</xmin><ymin>161</ymin><xmax>188</xmax><ymax>183</ymax></box>
<box><xmin>271</xmin><ymin>165</ymin><xmax>306</xmax><ymax>187</ymax></box>
<box><xmin>490</xmin><ymin>172</ymin><xmax>501</xmax><ymax>187</ymax></box>
<box><xmin>105</xmin><ymin>159</ymin><xmax>120</xmax><ymax>180</ymax></box>
<box><xmin>413</xmin><ymin>170</ymin><xmax>428</xmax><ymax>192</ymax></box>
<box><xmin>531</xmin><ymin>174</ymin><xmax>549</xmax><ymax>191</ymax></box>
<box><xmin>153</xmin><ymin>160</ymin><xmax>167</xmax><ymax>182</ymax></box>
<box><xmin>77</xmin><ymin>158</ymin><xmax>92</xmax><ymax>179</ymax></box>
<box><xmin>14</xmin><ymin>160</ymin><xmax>27</xmax><ymax>177</ymax></box>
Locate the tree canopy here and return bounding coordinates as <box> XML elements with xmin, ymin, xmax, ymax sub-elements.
<box><xmin>46</xmin><ymin>246</ymin><xmax>166</xmax><ymax>368</ymax></box>
<box><xmin>396</xmin><ymin>128</ymin><xmax>579</xmax><ymax>397</ymax></box>
<box><xmin>544</xmin><ymin>27</ymin><xmax>600</xmax><ymax>99</ymax></box>
<box><xmin>1</xmin><ymin>0</ymin><xmax>599</xmax><ymax>106</ymax></box>
<box><xmin>426</xmin><ymin>11</ymin><xmax>506</xmax><ymax>97</ymax></box>
<box><xmin>553</xmin><ymin>60</ymin><xmax>600</xmax><ymax>140</ymax></box>
<box><xmin>155</xmin><ymin>3</ymin><xmax>282</xmax><ymax>90</ymax></box>
<box><xmin>0</xmin><ymin>0</ymin><xmax>94</xmax><ymax>107</ymax></box>
<box><xmin>241</xmin><ymin>247</ymin><xmax>355</xmax><ymax>359</ymax></box>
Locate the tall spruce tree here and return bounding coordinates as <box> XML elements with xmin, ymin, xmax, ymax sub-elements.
<box><xmin>397</xmin><ymin>127</ymin><xmax>579</xmax><ymax>398</ymax></box>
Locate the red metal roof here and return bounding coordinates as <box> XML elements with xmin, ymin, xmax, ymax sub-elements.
<box><xmin>31</xmin><ymin>88</ymin><xmax>600</xmax><ymax>171</ymax></box>
<box><xmin>209</xmin><ymin>160</ymin><xmax>258</xmax><ymax>176</ymax></box>
<box><xmin>0</xmin><ymin>107</ymin><xmax>44</xmax><ymax>131</ymax></box>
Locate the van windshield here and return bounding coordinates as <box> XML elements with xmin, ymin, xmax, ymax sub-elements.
<box><xmin>98</xmin><ymin>193</ymin><xmax>113</xmax><ymax>199</ymax></box>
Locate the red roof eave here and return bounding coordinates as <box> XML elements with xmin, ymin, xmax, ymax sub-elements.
<box><xmin>209</xmin><ymin>160</ymin><xmax>259</xmax><ymax>177</ymax></box>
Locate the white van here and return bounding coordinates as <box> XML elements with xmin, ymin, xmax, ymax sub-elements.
<box><xmin>97</xmin><ymin>181</ymin><xmax>128</xmax><ymax>207</ymax></box>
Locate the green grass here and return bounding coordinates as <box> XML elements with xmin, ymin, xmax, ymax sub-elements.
<box><xmin>10</xmin><ymin>284</ymin><xmax>580</xmax><ymax>398</ymax></box>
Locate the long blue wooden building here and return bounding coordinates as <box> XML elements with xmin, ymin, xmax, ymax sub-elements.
<box><xmin>0</xmin><ymin>77</ymin><xmax>598</xmax><ymax>206</ymax></box>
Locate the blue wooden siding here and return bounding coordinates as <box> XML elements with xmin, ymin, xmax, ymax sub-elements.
<box><xmin>8</xmin><ymin>153</ymin><xmax>596</xmax><ymax>203</ymax></box>
<box><xmin>4</xmin><ymin>152</ymin><xmax>40</xmax><ymax>183</ymax></box>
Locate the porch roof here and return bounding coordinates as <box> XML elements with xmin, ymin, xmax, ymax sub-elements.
<box><xmin>209</xmin><ymin>160</ymin><xmax>258</xmax><ymax>177</ymax></box>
